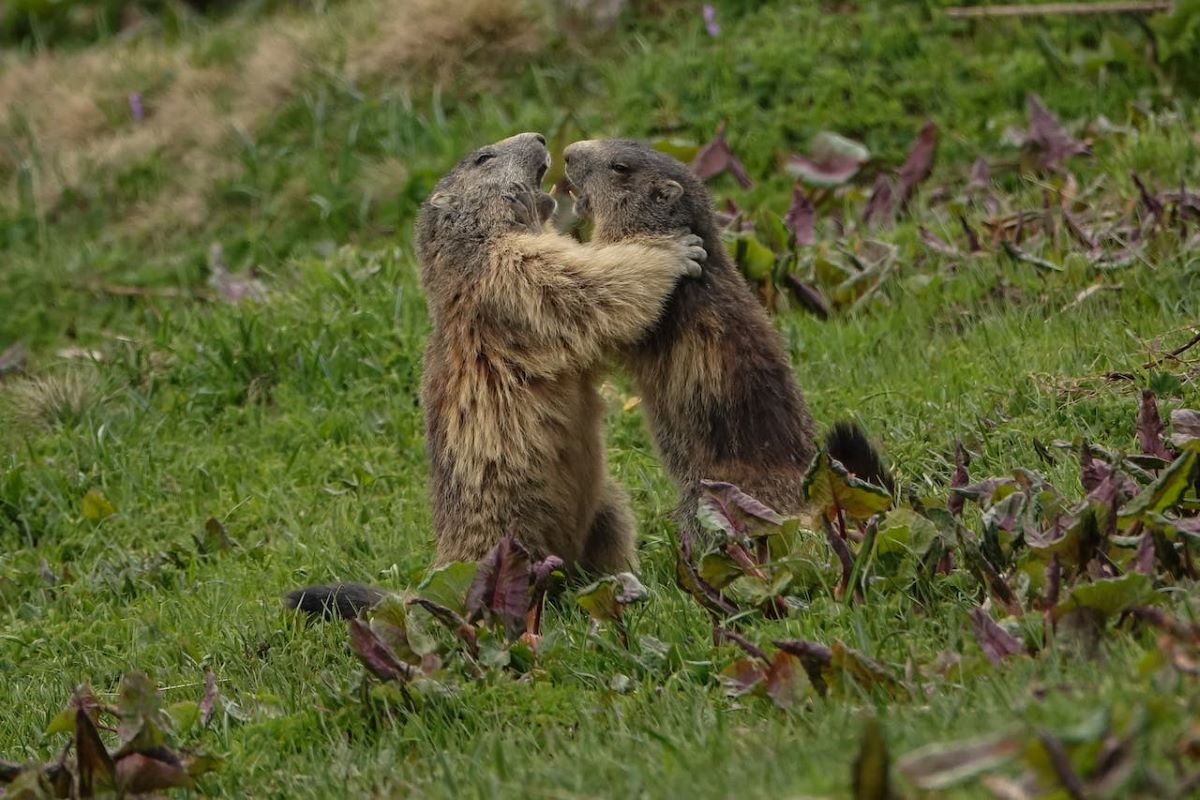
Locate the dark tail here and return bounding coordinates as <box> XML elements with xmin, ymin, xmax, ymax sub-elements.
<box><xmin>824</xmin><ymin>421</ymin><xmax>895</xmax><ymax>494</ymax></box>
<box><xmin>285</xmin><ymin>583</ymin><xmax>386</xmax><ymax>620</ymax></box>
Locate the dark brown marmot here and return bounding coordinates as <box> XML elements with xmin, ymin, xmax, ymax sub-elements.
<box><xmin>288</xmin><ymin>132</ymin><xmax>706</xmax><ymax>618</ymax></box>
<box><xmin>563</xmin><ymin>139</ymin><xmax>890</xmax><ymax>536</ymax></box>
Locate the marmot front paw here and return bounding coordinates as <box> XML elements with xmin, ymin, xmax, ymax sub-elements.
<box><xmin>673</xmin><ymin>232</ymin><xmax>707</xmax><ymax>277</ymax></box>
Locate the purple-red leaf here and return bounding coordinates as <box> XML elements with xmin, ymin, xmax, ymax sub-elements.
<box><xmin>1171</xmin><ymin>409</ymin><xmax>1200</xmax><ymax>448</ymax></box>
<box><xmin>690</xmin><ymin>123</ymin><xmax>753</xmax><ymax>189</ymax></box>
<box><xmin>696</xmin><ymin>480</ymin><xmax>785</xmax><ymax>540</ymax></box>
<box><xmin>862</xmin><ymin>174</ymin><xmax>895</xmax><ymax>228</ymax></box>
<box><xmin>948</xmin><ymin>440</ymin><xmax>970</xmax><ymax>517</ymax></box>
<box><xmin>76</xmin><ymin>708</ymin><xmax>116</xmax><ymax>797</ymax></box>
<box><xmin>968</xmin><ymin>608</ymin><xmax>1024</xmax><ymax>667</ymax></box>
<box><xmin>198</xmin><ymin>670</ymin><xmax>217</xmax><ymax>730</ymax></box>
<box><xmin>465</xmin><ymin>534</ymin><xmax>532</xmax><ymax>642</ymax></box>
<box><xmin>784</xmin><ymin>183</ymin><xmax>816</xmax><ymax>245</ymax></box>
<box><xmin>774</xmin><ymin>638</ymin><xmax>833</xmax><ymax>696</ymax></box>
<box><xmin>1131</xmin><ymin>172</ymin><xmax>1164</xmax><ymax>218</ymax></box>
<box><xmin>764</xmin><ymin>650</ymin><xmax>802</xmax><ymax>710</ymax></box>
<box><xmin>348</xmin><ymin>617</ymin><xmax>415</xmax><ymax>683</ymax></box>
<box><xmin>782</xmin><ymin>274</ymin><xmax>831</xmax><ymax>320</ymax></box>
<box><xmin>1136</xmin><ymin>389</ymin><xmax>1174</xmax><ymax>461</ymax></box>
<box><xmin>920</xmin><ymin>227</ymin><xmax>960</xmax><ymax>257</ymax></box>
<box><xmin>896</xmin><ymin>121</ymin><xmax>937</xmax><ymax>208</ymax></box>
<box><xmin>115</xmin><ymin>748</ymin><xmax>192</xmax><ymax>795</ymax></box>
<box><xmin>787</xmin><ymin>131</ymin><xmax>870</xmax><ymax>187</ymax></box>
<box><xmin>1025</xmin><ymin>93</ymin><xmax>1090</xmax><ymax>170</ymax></box>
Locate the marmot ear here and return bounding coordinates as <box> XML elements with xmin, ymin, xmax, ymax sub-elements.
<box><xmin>654</xmin><ymin>180</ymin><xmax>684</xmax><ymax>205</ymax></box>
<box><xmin>428</xmin><ymin>192</ymin><xmax>459</xmax><ymax>210</ymax></box>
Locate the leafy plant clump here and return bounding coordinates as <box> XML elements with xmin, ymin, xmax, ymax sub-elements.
<box><xmin>0</xmin><ymin>671</ymin><xmax>221</xmax><ymax>798</ymax></box>
<box><xmin>672</xmin><ymin>391</ymin><xmax>1199</xmax><ymax>796</ymax></box>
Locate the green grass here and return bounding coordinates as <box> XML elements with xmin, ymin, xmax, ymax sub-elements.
<box><xmin>2</xmin><ymin>1</ymin><xmax>1200</xmax><ymax>796</ymax></box>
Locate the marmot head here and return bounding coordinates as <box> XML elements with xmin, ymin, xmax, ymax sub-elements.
<box><xmin>563</xmin><ymin>139</ymin><xmax>715</xmax><ymax>243</ymax></box>
<box><xmin>416</xmin><ymin>132</ymin><xmax>554</xmax><ymax>268</ymax></box>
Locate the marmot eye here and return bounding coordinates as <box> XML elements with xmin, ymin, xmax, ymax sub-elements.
<box><xmin>475</xmin><ymin>152</ymin><xmax>497</xmax><ymax>165</ymax></box>
<box><xmin>610</xmin><ymin>162</ymin><xmax>631</xmax><ymax>175</ymax></box>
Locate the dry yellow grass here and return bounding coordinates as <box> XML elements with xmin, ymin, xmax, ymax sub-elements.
<box><xmin>345</xmin><ymin>0</ymin><xmax>545</xmax><ymax>84</ymax></box>
<box><xmin>0</xmin><ymin>0</ymin><xmax>547</xmax><ymax>239</ymax></box>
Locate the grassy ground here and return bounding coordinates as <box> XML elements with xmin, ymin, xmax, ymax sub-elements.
<box><xmin>2</xmin><ymin>1</ymin><xmax>1199</xmax><ymax>797</ymax></box>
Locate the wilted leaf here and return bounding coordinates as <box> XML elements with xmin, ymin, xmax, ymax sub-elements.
<box><xmin>690</xmin><ymin>122</ymin><xmax>753</xmax><ymax>189</ymax></box>
<box><xmin>1054</xmin><ymin>572</ymin><xmax>1155</xmax><ymax>620</ymax></box>
<box><xmin>720</xmin><ymin>658</ymin><xmax>765</xmax><ymax>696</ymax></box>
<box><xmin>774</xmin><ymin>639</ymin><xmax>833</xmax><ymax>696</ymax></box>
<box><xmin>696</xmin><ymin>480</ymin><xmax>786</xmax><ymax>541</ymax></box>
<box><xmin>114</xmin><ymin>671</ymin><xmax>170</xmax><ymax>753</ymax></box>
<box><xmin>1131</xmin><ymin>172</ymin><xmax>1164</xmax><ymax>218</ymax></box>
<box><xmin>919</xmin><ymin>227</ymin><xmax>960</xmax><ymax>257</ymax></box>
<box><xmin>784</xmin><ymin>183</ymin><xmax>816</xmax><ymax>245</ymax></box>
<box><xmin>576</xmin><ymin>572</ymin><xmax>648</xmax><ymax>623</ymax></box>
<box><xmin>1170</xmin><ymin>409</ymin><xmax>1200</xmax><ymax>448</ymax></box>
<box><xmin>853</xmin><ymin>717</ymin><xmax>892</xmax><ymax>800</ymax></box>
<box><xmin>803</xmin><ymin>450</ymin><xmax>892</xmax><ymax>521</ymax></box>
<box><xmin>1136</xmin><ymin>390</ymin><xmax>1174</xmax><ymax>461</ymax></box>
<box><xmin>862</xmin><ymin>174</ymin><xmax>895</xmax><ymax>228</ymax></box>
<box><xmin>832</xmin><ymin>640</ymin><xmax>909</xmax><ymax>700</ymax></box>
<box><xmin>764</xmin><ymin>650</ymin><xmax>804</xmax><ymax>710</ymax></box>
<box><xmin>348</xmin><ymin>617</ymin><xmax>416</xmax><ymax>683</ymax></box>
<box><xmin>417</xmin><ymin>561</ymin><xmax>477</xmax><ymax>616</ymax></box>
<box><xmin>82</xmin><ymin>489</ymin><xmax>116</xmax><ymax>521</ymax></box>
<box><xmin>969</xmin><ymin>608</ymin><xmax>1024</xmax><ymax>667</ymax></box>
<box><xmin>0</xmin><ymin>341</ymin><xmax>26</xmax><ymax>378</ymax></box>
<box><xmin>197</xmin><ymin>517</ymin><xmax>236</xmax><ymax>554</ymax></box>
<box><xmin>948</xmin><ymin>441</ymin><xmax>971</xmax><ymax>517</ymax></box>
<box><xmin>199</xmin><ymin>671</ymin><xmax>218</xmax><ymax>729</ymax></box>
<box><xmin>1024</xmin><ymin>93</ymin><xmax>1090</xmax><ymax>170</ymax></box>
<box><xmin>1001</xmin><ymin>240</ymin><xmax>1063</xmax><ymax>272</ymax></box>
<box><xmin>780</xmin><ymin>276</ymin><xmax>829</xmax><ymax>322</ymax></box>
<box><xmin>897</xmin><ymin>734</ymin><xmax>1021</xmax><ymax>790</ymax></box>
<box><xmin>208</xmin><ymin>243</ymin><xmax>266</xmax><ymax>304</ymax></box>
<box><xmin>76</xmin><ymin>708</ymin><xmax>115</xmax><ymax>797</ymax></box>
<box><xmin>115</xmin><ymin>749</ymin><xmax>192</xmax><ymax>795</ymax></box>
<box><xmin>787</xmin><ymin>131</ymin><xmax>871</xmax><ymax>187</ymax></box>
<box><xmin>896</xmin><ymin>121</ymin><xmax>937</xmax><ymax>208</ymax></box>
<box><xmin>465</xmin><ymin>535</ymin><xmax>531</xmax><ymax>642</ymax></box>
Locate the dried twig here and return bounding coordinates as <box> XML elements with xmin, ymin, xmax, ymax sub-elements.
<box><xmin>948</xmin><ymin>2</ymin><xmax>1171</xmax><ymax>19</ymax></box>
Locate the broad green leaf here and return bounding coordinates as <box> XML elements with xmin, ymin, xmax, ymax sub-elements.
<box><xmin>802</xmin><ymin>450</ymin><xmax>892</xmax><ymax>521</ymax></box>
<box><xmin>1054</xmin><ymin>572</ymin><xmax>1155</xmax><ymax>620</ymax></box>
<box><xmin>876</xmin><ymin>508</ymin><xmax>939</xmax><ymax>556</ymax></box>
<box><xmin>416</xmin><ymin>561</ymin><xmax>477</xmax><ymax>616</ymax></box>
<box><xmin>651</xmin><ymin>137</ymin><xmax>700</xmax><ymax>164</ymax></box>
<box><xmin>698</xmin><ymin>551</ymin><xmax>743</xmax><ymax>590</ymax></box>
<box><xmin>166</xmin><ymin>701</ymin><xmax>199</xmax><ymax>735</ymax></box>
<box><xmin>1119</xmin><ymin>449</ymin><xmax>1198</xmax><ymax>522</ymax></box>
<box><xmin>82</xmin><ymin>488</ymin><xmax>116</xmax><ymax>520</ymax></box>
<box><xmin>576</xmin><ymin>572</ymin><xmax>648</xmax><ymax>622</ymax></box>
<box><xmin>730</xmin><ymin>233</ymin><xmax>777</xmax><ymax>282</ymax></box>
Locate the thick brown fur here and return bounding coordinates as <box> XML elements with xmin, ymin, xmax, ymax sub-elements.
<box><xmin>565</xmin><ymin>139</ymin><xmax>849</xmax><ymax>535</ymax></box>
<box><xmin>415</xmin><ymin>132</ymin><xmax>705</xmax><ymax>573</ymax></box>
<box><xmin>286</xmin><ymin>133</ymin><xmax>705</xmax><ymax>618</ymax></box>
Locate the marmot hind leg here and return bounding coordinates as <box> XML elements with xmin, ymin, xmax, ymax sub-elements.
<box><xmin>580</xmin><ymin>479</ymin><xmax>639</xmax><ymax>575</ymax></box>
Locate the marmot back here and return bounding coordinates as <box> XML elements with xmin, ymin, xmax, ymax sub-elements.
<box><xmin>564</xmin><ymin>139</ymin><xmax>889</xmax><ymax>532</ymax></box>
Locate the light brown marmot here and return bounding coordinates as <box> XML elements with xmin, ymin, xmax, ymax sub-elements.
<box><xmin>288</xmin><ymin>132</ymin><xmax>705</xmax><ymax>618</ymax></box>
<box><xmin>563</xmin><ymin>139</ymin><xmax>889</xmax><ymax>538</ymax></box>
